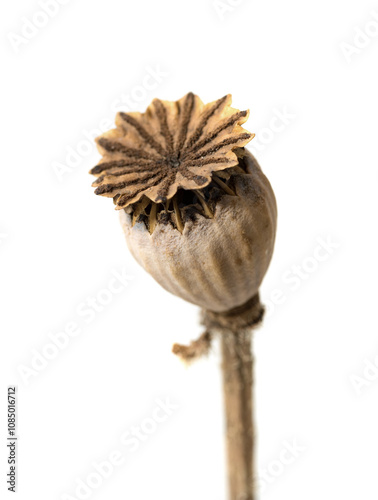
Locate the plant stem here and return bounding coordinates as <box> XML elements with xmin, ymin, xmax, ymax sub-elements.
<box><xmin>221</xmin><ymin>329</ymin><xmax>254</xmax><ymax>500</ymax></box>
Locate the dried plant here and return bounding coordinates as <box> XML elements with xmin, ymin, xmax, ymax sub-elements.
<box><xmin>90</xmin><ymin>92</ymin><xmax>277</xmax><ymax>500</ymax></box>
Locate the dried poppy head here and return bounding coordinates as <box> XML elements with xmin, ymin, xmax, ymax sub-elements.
<box><xmin>90</xmin><ymin>93</ymin><xmax>277</xmax><ymax>314</ymax></box>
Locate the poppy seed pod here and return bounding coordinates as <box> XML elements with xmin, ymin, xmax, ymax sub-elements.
<box><xmin>119</xmin><ymin>148</ymin><xmax>276</xmax><ymax>312</ymax></box>
<box><xmin>90</xmin><ymin>92</ymin><xmax>277</xmax><ymax>314</ymax></box>
<box><xmin>90</xmin><ymin>92</ymin><xmax>278</xmax><ymax>500</ymax></box>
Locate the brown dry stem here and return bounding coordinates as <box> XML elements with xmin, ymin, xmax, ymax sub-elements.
<box><xmin>202</xmin><ymin>294</ymin><xmax>264</xmax><ymax>500</ymax></box>
<box><xmin>221</xmin><ymin>329</ymin><xmax>254</xmax><ymax>500</ymax></box>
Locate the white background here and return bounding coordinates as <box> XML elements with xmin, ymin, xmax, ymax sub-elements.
<box><xmin>1</xmin><ymin>0</ymin><xmax>378</xmax><ymax>499</ymax></box>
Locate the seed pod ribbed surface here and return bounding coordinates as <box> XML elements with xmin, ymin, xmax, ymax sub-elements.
<box><xmin>120</xmin><ymin>150</ymin><xmax>277</xmax><ymax>312</ymax></box>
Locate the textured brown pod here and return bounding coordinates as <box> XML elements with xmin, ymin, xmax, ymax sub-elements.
<box><xmin>90</xmin><ymin>92</ymin><xmax>276</xmax><ymax>313</ymax></box>
<box><xmin>119</xmin><ymin>148</ymin><xmax>276</xmax><ymax>312</ymax></box>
